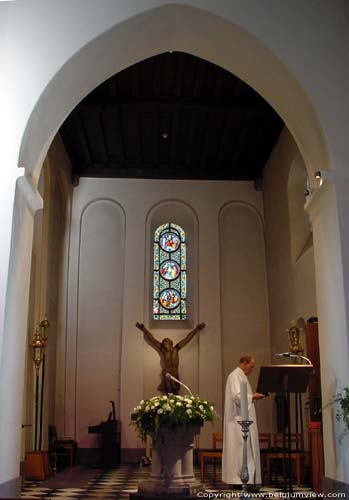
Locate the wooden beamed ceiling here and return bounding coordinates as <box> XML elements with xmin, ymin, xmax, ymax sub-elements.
<box><xmin>60</xmin><ymin>52</ymin><xmax>284</xmax><ymax>183</ymax></box>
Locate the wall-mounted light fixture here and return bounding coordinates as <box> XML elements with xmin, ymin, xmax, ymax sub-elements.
<box><xmin>29</xmin><ymin>327</ymin><xmax>45</xmax><ymax>372</ymax></box>
<box><xmin>314</xmin><ymin>170</ymin><xmax>334</xmax><ymax>184</ymax></box>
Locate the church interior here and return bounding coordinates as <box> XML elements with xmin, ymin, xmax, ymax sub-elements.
<box><xmin>1</xmin><ymin>2</ymin><xmax>349</xmax><ymax>498</ymax></box>
<box><xmin>22</xmin><ymin>50</ymin><xmax>319</xmax><ymax>491</ymax></box>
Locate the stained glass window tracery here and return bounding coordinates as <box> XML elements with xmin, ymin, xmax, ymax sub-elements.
<box><xmin>153</xmin><ymin>223</ymin><xmax>186</xmax><ymax>320</ymax></box>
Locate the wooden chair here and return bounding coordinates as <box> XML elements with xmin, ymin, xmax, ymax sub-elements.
<box><xmin>265</xmin><ymin>433</ymin><xmax>304</xmax><ymax>486</ymax></box>
<box><xmin>259</xmin><ymin>433</ymin><xmax>272</xmax><ymax>485</ymax></box>
<box><xmin>199</xmin><ymin>432</ymin><xmax>223</xmax><ymax>482</ymax></box>
<box><xmin>49</xmin><ymin>425</ymin><xmax>78</xmax><ymax>472</ymax></box>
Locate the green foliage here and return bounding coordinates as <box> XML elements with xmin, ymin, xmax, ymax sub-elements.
<box><xmin>333</xmin><ymin>387</ymin><xmax>349</xmax><ymax>435</ymax></box>
<box><xmin>131</xmin><ymin>394</ymin><xmax>215</xmax><ymax>441</ymax></box>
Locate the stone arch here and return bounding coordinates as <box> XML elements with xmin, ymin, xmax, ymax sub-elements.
<box><xmin>19</xmin><ymin>3</ymin><xmax>329</xmax><ymax>188</ymax></box>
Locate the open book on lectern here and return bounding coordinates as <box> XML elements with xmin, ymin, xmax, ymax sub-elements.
<box><xmin>256</xmin><ymin>364</ymin><xmax>314</xmax><ymax>394</ymax></box>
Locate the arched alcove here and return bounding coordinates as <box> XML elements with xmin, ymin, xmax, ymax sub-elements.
<box><xmin>145</xmin><ymin>199</ymin><xmax>199</xmax><ymax>331</ymax></box>
<box><xmin>219</xmin><ymin>203</ymin><xmax>270</xmax><ymax>384</ymax></box>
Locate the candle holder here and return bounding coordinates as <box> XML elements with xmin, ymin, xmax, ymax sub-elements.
<box><xmin>238</xmin><ymin>419</ymin><xmax>253</xmax><ymax>498</ymax></box>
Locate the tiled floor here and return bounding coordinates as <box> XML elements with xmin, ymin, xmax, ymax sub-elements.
<box><xmin>21</xmin><ymin>463</ymin><xmax>312</xmax><ymax>499</ymax></box>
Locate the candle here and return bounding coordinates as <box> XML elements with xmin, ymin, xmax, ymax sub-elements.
<box><xmin>240</xmin><ymin>380</ymin><xmax>248</xmax><ymax>420</ymax></box>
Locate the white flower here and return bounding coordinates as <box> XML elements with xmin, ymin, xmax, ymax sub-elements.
<box><xmin>186</xmin><ymin>409</ymin><xmax>192</xmax><ymax>414</ymax></box>
<box><xmin>140</xmin><ymin>400</ymin><xmax>144</xmax><ymax>404</ymax></box>
<box><xmin>133</xmin><ymin>407</ymin><xmax>137</xmax><ymax>412</ymax></box>
<box><xmin>210</xmin><ymin>406</ymin><xmax>214</xmax><ymax>411</ymax></box>
<box><xmin>145</xmin><ymin>406</ymin><xmax>150</xmax><ymax>412</ymax></box>
<box><xmin>137</xmin><ymin>405</ymin><xmax>141</xmax><ymax>410</ymax></box>
<box><xmin>157</xmin><ymin>408</ymin><xmax>163</xmax><ymax>414</ymax></box>
<box><xmin>176</xmin><ymin>402</ymin><xmax>182</xmax><ymax>406</ymax></box>
<box><xmin>154</xmin><ymin>402</ymin><xmax>159</xmax><ymax>406</ymax></box>
<box><xmin>199</xmin><ymin>405</ymin><xmax>204</xmax><ymax>410</ymax></box>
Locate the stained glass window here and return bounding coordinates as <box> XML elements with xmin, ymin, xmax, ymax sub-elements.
<box><xmin>153</xmin><ymin>223</ymin><xmax>186</xmax><ymax>320</ymax></box>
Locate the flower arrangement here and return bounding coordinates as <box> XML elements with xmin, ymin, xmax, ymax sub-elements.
<box><xmin>132</xmin><ymin>394</ymin><xmax>215</xmax><ymax>440</ymax></box>
<box><xmin>331</xmin><ymin>387</ymin><xmax>349</xmax><ymax>435</ymax></box>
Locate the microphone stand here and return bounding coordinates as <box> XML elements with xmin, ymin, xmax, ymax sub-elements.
<box><xmin>166</xmin><ymin>373</ymin><xmax>193</xmax><ymax>395</ymax></box>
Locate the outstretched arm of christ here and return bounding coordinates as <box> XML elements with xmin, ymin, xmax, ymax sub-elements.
<box><xmin>135</xmin><ymin>322</ymin><xmax>162</xmax><ymax>350</ymax></box>
<box><xmin>176</xmin><ymin>322</ymin><xmax>206</xmax><ymax>350</ymax></box>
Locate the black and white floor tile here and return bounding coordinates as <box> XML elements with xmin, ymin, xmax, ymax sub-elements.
<box><xmin>21</xmin><ymin>464</ymin><xmax>313</xmax><ymax>499</ymax></box>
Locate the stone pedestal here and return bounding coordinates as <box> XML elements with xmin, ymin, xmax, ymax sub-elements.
<box><xmin>138</xmin><ymin>426</ymin><xmax>202</xmax><ymax>496</ymax></box>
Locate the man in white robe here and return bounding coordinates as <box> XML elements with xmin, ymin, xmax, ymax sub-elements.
<box><xmin>222</xmin><ymin>355</ymin><xmax>265</xmax><ymax>487</ymax></box>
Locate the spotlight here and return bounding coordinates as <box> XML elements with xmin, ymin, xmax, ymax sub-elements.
<box><xmin>315</xmin><ymin>171</ymin><xmax>322</xmax><ymax>179</ymax></box>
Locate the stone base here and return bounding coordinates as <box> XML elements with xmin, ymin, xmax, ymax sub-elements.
<box><xmin>138</xmin><ymin>477</ymin><xmax>202</xmax><ymax>497</ymax></box>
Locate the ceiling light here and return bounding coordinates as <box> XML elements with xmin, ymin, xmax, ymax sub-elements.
<box><xmin>314</xmin><ymin>171</ymin><xmax>321</xmax><ymax>179</ymax></box>
<box><xmin>161</xmin><ymin>132</ymin><xmax>169</xmax><ymax>139</ymax></box>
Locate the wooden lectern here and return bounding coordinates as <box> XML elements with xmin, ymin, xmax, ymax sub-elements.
<box><xmin>257</xmin><ymin>364</ymin><xmax>313</xmax><ymax>492</ymax></box>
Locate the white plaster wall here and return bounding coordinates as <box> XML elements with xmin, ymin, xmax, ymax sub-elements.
<box><xmin>76</xmin><ymin>200</ymin><xmax>124</xmax><ymax>448</ymax></box>
<box><xmin>220</xmin><ymin>202</ymin><xmax>272</xmax><ymax>432</ymax></box>
<box><xmin>263</xmin><ymin>129</ymin><xmax>318</xmax><ymax>447</ymax></box>
<box><xmin>263</xmin><ymin>128</ymin><xmax>317</xmax><ymax>360</ymax></box>
<box><xmin>61</xmin><ymin>177</ymin><xmax>267</xmax><ymax>449</ymax></box>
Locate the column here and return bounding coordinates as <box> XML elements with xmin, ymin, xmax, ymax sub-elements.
<box><xmin>0</xmin><ymin>176</ymin><xmax>42</xmax><ymax>496</ymax></box>
<box><xmin>305</xmin><ymin>175</ymin><xmax>349</xmax><ymax>486</ymax></box>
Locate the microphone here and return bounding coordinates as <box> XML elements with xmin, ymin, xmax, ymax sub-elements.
<box><xmin>166</xmin><ymin>373</ymin><xmax>193</xmax><ymax>396</ymax></box>
<box><xmin>274</xmin><ymin>353</ymin><xmax>312</xmax><ymax>364</ymax></box>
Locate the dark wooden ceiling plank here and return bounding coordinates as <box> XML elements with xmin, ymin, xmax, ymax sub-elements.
<box><xmin>216</xmin><ymin>111</ymin><xmax>235</xmax><ymax>167</ymax></box>
<box><xmin>152</xmin><ymin>56</ymin><xmax>161</xmax><ymax>96</ymax></box>
<box><xmin>121</xmin><ymin>106</ymin><xmax>141</xmax><ymax>163</ymax></box>
<box><xmin>174</xmin><ymin>52</ymin><xmax>185</xmax><ymax>98</ymax></box>
<box><xmin>199</xmin><ymin>110</ymin><xmax>212</xmax><ymax>168</ymax></box>
<box><xmin>213</xmin><ymin>71</ymin><xmax>225</xmax><ymax>100</ymax></box>
<box><xmin>193</xmin><ymin>58</ymin><xmax>206</xmax><ymax>98</ymax></box>
<box><xmin>184</xmin><ymin>110</ymin><xmax>198</xmax><ymax>168</ymax></box>
<box><xmin>81</xmin><ymin>100</ymin><xmax>268</xmax><ymax>114</ymax></box>
<box><xmin>60</xmin><ymin>51</ymin><xmax>284</xmax><ymax>182</ymax></box>
<box><xmin>228</xmin><ymin>115</ymin><xmax>251</xmax><ymax>171</ymax></box>
<box><xmin>103</xmin><ymin>107</ymin><xmax>125</xmax><ymax>162</ymax></box>
<box><xmin>152</xmin><ymin>109</ymin><xmax>160</xmax><ymax>169</ymax></box>
<box><xmin>140</xmin><ymin>111</ymin><xmax>155</xmax><ymax>162</ymax></box>
<box><xmin>68</xmin><ymin>110</ymin><xmax>93</xmax><ymax>166</ymax></box>
<box><xmin>245</xmin><ymin>115</ymin><xmax>270</xmax><ymax>179</ymax></box>
<box><xmin>79</xmin><ymin>107</ymin><xmax>108</xmax><ymax>164</ymax></box>
<box><xmin>170</xmin><ymin>110</ymin><xmax>179</xmax><ymax>166</ymax></box>
<box><xmin>158</xmin><ymin>111</ymin><xmax>172</xmax><ymax>163</ymax></box>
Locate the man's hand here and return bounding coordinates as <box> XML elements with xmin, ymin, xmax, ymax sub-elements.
<box><xmin>197</xmin><ymin>322</ymin><xmax>206</xmax><ymax>331</ymax></box>
<box><xmin>252</xmin><ymin>392</ymin><xmax>266</xmax><ymax>401</ymax></box>
<box><xmin>136</xmin><ymin>322</ymin><xmax>145</xmax><ymax>332</ymax></box>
